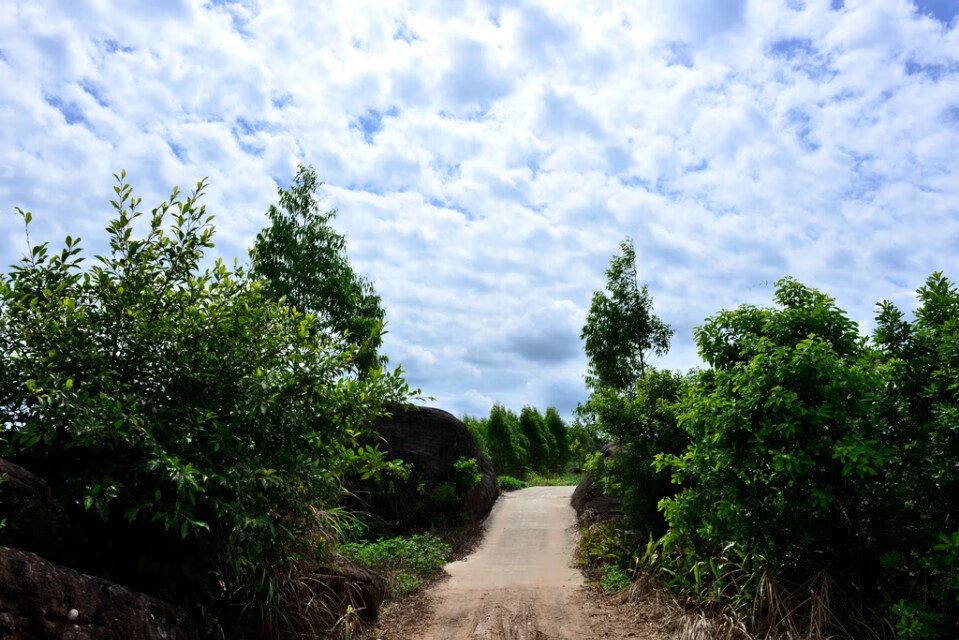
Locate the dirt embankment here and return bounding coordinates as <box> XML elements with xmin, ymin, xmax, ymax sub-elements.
<box><xmin>372</xmin><ymin>486</ymin><xmax>670</xmax><ymax>640</ymax></box>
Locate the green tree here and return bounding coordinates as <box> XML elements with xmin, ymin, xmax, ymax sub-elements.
<box><xmin>582</xmin><ymin>239</ymin><xmax>673</xmax><ymax>390</ymax></box>
<box><xmin>251</xmin><ymin>165</ymin><xmax>385</xmax><ymax>373</ymax></box>
<box><xmin>519</xmin><ymin>406</ymin><xmax>550</xmax><ymax>473</ymax></box>
<box><xmin>0</xmin><ymin>173</ymin><xmax>409</xmax><ymax>636</ymax></box>
<box><xmin>578</xmin><ymin>238</ymin><xmax>681</xmax><ymax>534</ymax></box>
<box><xmin>486</xmin><ymin>404</ymin><xmax>527</xmax><ymax>477</ymax></box>
<box><xmin>582</xmin><ymin>369</ymin><xmax>689</xmax><ymax>536</ymax></box>
<box><xmin>543</xmin><ymin>407</ymin><xmax>569</xmax><ymax>472</ymax></box>
<box><xmin>660</xmin><ymin>278</ymin><xmax>884</xmax><ymax>575</ymax></box>
<box><xmin>870</xmin><ymin>273</ymin><xmax>959</xmax><ymax>635</ymax></box>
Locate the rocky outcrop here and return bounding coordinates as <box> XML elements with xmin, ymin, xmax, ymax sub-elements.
<box><xmin>0</xmin><ymin>546</ymin><xmax>200</xmax><ymax>640</ymax></box>
<box><xmin>0</xmin><ymin>458</ymin><xmax>70</xmax><ymax>559</ymax></box>
<box><xmin>365</xmin><ymin>405</ymin><xmax>498</xmax><ymax>526</ymax></box>
<box><xmin>570</xmin><ymin>443</ymin><xmax>623</xmax><ymax>521</ymax></box>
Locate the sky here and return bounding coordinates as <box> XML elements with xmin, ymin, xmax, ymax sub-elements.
<box><xmin>1</xmin><ymin>0</ymin><xmax>958</xmax><ymax>422</ymax></box>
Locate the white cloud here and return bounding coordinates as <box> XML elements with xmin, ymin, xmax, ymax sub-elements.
<box><xmin>1</xmin><ymin>0</ymin><xmax>958</xmax><ymax>421</ymax></box>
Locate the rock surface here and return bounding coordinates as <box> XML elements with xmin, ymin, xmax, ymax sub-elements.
<box><xmin>0</xmin><ymin>546</ymin><xmax>200</xmax><ymax>640</ymax></box>
<box><xmin>0</xmin><ymin>458</ymin><xmax>70</xmax><ymax>559</ymax></box>
<box><xmin>366</xmin><ymin>405</ymin><xmax>498</xmax><ymax>525</ymax></box>
<box><xmin>570</xmin><ymin>443</ymin><xmax>624</xmax><ymax>521</ymax></box>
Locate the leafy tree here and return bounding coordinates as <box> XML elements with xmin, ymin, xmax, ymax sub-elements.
<box><xmin>0</xmin><ymin>172</ymin><xmax>409</xmax><ymax>635</ymax></box>
<box><xmin>251</xmin><ymin>165</ymin><xmax>385</xmax><ymax>373</ymax></box>
<box><xmin>578</xmin><ymin>238</ymin><xmax>681</xmax><ymax>534</ymax></box>
<box><xmin>518</xmin><ymin>406</ymin><xmax>550</xmax><ymax>473</ymax></box>
<box><xmin>462</xmin><ymin>414</ymin><xmax>489</xmax><ymax>457</ymax></box>
<box><xmin>582</xmin><ymin>239</ymin><xmax>673</xmax><ymax>390</ymax></box>
<box><xmin>870</xmin><ymin>273</ymin><xmax>959</xmax><ymax>634</ymax></box>
<box><xmin>567</xmin><ymin>419</ymin><xmax>604</xmax><ymax>470</ymax></box>
<box><xmin>486</xmin><ymin>405</ymin><xmax>527</xmax><ymax>477</ymax></box>
<box><xmin>543</xmin><ymin>407</ymin><xmax>569</xmax><ymax>472</ymax></box>
<box><xmin>583</xmin><ymin>369</ymin><xmax>689</xmax><ymax>537</ymax></box>
<box><xmin>659</xmin><ymin>278</ymin><xmax>882</xmax><ymax>572</ymax></box>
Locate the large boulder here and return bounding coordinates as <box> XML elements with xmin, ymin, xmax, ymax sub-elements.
<box><xmin>361</xmin><ymin>405</ymin><xmax>498</xmax><ymax>527</ymax></box>
<box><xmin>570</xmin><ymin>443</ymin><xmax>624</xmax><ymax>521</ymax></box>
<box><xmin>0</xmin><ymin>546</ymin><xmax>200</xmax><ymax>640</ymax></box>
<box><xmin>0</xmin><ymin>458</ymin><xmax>70</xmax><ymax>560</ymax></box>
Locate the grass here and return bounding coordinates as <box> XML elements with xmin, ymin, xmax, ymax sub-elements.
<box><xmin>339</xmin><ymin>533</ymin><xmax>451</xmax><ymax>597</ymax></box>
<box><xmin>498</xmin><ymin>475</ymin><xmax>528</xmax><ymax>491</ymax></box>
<box><xmin>524</xmin><ymin>471</ymin><xmax>584</xmax><ymax>486</ymax></box>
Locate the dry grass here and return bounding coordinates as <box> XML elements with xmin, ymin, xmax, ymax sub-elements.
<box><xmin>620</xmin><ymin>566</ymin><xmax>878</xmax><ymax>640</ymax></box>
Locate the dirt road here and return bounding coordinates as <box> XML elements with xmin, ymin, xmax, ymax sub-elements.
<box><xmin>417</xmin><ymin>485</ymin><xmax>587</xmax><ymax>639</ymax></box>
<box><xmin>368</xmin><ymin>485</ymin><xmax>667</xmax><ymax>640</ymax></box>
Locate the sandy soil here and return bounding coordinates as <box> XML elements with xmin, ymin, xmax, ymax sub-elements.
<box><xmin>369</xmin><ymin>486</ymin><xmax>670</xmax><ymax>640</ymax></box>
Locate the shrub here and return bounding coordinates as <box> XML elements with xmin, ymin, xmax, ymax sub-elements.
<box><xmin>600</xmin><ymin>565</ymin><xmax>633</xmax><ymax>592</ymax></box>
<box><xmin>498</xmin><ymin>475</ymin><xmax>527</xmax><ymax>491</ymax></box>
<box><xmin>0</xmin><ymin>173</ymin><xmax>410</xmax><ymax>633</ymax></box>
<box><xmin>340</xmin><ymin>533</ymin><xmax>451</xmax><ymax>596</ymax></box>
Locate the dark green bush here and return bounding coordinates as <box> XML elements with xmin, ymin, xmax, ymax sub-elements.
<box><xmin>497</xmin><ymin>475</ymin><xmax>527</xmax><ymax>491</ymax></box>
<box><xmin>579</xmin><ymin>369</ymin><xmax>689</xmax><ymax>538</ymax></box>
<box><xmin>0</xmin><ymin>173</ymin><xmax>410</xmax><ymax>632</ymax></box>
<box><xmin>340</xmin><ymin>533</ymin><xmax>451</xmax><ymax>596</ymax></box>
<box><xmin>653</xmin><ymin>276</ymin><xmax>959</xmax><ymax>637</ymax></box>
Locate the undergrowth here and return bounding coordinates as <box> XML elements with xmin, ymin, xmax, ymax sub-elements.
<box><xmin>339</xmin><ymin>533</ymin><xmax>451</xmax><ymax>597</ymax></box>
<box><xmin>498</xmin><ymin>475</ymin><xmax>528</xmax><ymax>491</ymax></box>
<box><xmin>524</xmin><ymin>471</ymin><xmax>583</xmax><ymax>486</ymax></box>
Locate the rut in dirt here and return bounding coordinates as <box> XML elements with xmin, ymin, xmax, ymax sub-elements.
<box><xmin>419</xmin><ymin>485</ymin><xmax>588</xmax><ymax>640</ymax></box>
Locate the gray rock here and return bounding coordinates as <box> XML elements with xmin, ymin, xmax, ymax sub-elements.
<box><xmin>570</xmin><ymin>443</ymin><xmax>624</xmax><ymax>521</ymax></box>
<box><xmin>0</xmin><ymin>458</ymin><xmax>70</xmax><ymax>559</ymax></box>
<box><xmin>368</xmin><ymin>405</ymin><xmax>498</xmax><ymax>525</ymax></box>
<box><xmin>0</xmin><ymin>546</ymin><xmax>200</xmax><ymax>640</ymax></box>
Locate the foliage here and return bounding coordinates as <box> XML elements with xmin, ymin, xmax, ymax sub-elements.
<box><xmin>577</xmin><ymin>240</ymin><xmax>682</xmax><ymax>537</ymax></box>
<box><xmin>0</xmin><ymin>172</ymin><xmax>410</xmax><ymax>629</ymax></box>
<box><xmin>485</xmin><ymin>404</ymin><xmax>528</xmax><ymax>478</ymax></box>
<box><xmin>351</xmin><ymin>454</ymin><xmax>481</xmax><ymax>533</ymax></box>
<box><xmin>497</xmin><ymin>475</ymin><xmax>528</xmax><ymax>491</ymax></box>
<box><xmin>581</xmin><ymin>238</ymin><xmax>673</xmax><ymax>390</ymax></box>
<box><xmin>428</xmin><ymin>456</ymin><xmax>482</xmax><ymax>514</ymax></box>
<box><xmin>518</xmin><ymin>406</ymin><xmax>552</xmax><ymax>474</ymax></box>
<box><xmin>470</xmin><ymin>404</ymin><xmax>574</xmax><ymax>480</ymax></box>
<box><xmin>659</xmin><ymin>278</ymin><xmax>885</xmax><ymax>575</ymax></box>
<box><xmin>577</xmin><ymin>267</ymin><xmax>959</xmax><ymax>637</ymax></box>
<box><xmin>653</xmin><ymin>276</ymin><xmax>959</xmax><ymax>637</ymax></box>
<box><xmin>340</xmin><ymin>533</ymin><xmax>451</xmax><ymax>596</ymax></box>
<box><xmin>580</xmin><ymin>369</ymin><xmax>690</xmax><ymax>537</ymax></box>
<box><xmin>251</xmin><ymin>165</ymin><xmax>385</xmax><ymax>374</ymax></box>
<box><xmin>523</xmin><ymin>471</ymin><xmax>582</xmax><ymax>486</ymax></box>
<box><xmin>543</xmin><ymin>407</ymin><xmax>570</xmax><ymax>471</ymax></box>
<box><xmin>599</xmin><ymin>565</ymin><xmax>633</xmax><ymax>592</ymax></box>
<box><xmin>567</xmin><ymin>419</ymin><xmax>604</xmax><ymax>470</ymax></box>
<box><xmin>462</xmin><ymin>414</ymin><xmax>488</xmax><ymax>454</ymax></box>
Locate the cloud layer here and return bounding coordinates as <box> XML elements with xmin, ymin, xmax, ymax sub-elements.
<box><xmin>2</xmin><ymin>0</ymin><xmax>958</xmax><ymax>419</ymax></box>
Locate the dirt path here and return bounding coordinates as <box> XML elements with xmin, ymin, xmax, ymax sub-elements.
<box><xmin>374</xmin><ymin>486</ymin><xmax>669</xmax><ymax>640</ymax></box>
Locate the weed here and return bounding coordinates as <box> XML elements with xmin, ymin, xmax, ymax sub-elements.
<box><xmin>498</xmin><ymin>475</ymin><xmax>528</xmax><ymax>491</ymax></box>
<box><xmin>339</xmin><ymin>533</ymin><xmax>451</xmax><ymax>597</ymax></box>
<box><xmin>524</xmin><ymin>471</ymin><xmax>583</xmax><ymax>486</ymax></box>
<box><xmin>600</xmin><ymin>565</ymin><xmax>633</xmax><ymax>592</ymax></box>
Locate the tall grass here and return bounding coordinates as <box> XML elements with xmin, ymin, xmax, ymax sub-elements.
<box><xmin>524</xmin><ymin>471</ymin><xmax>583</xmax><ymax>486</ymax></box>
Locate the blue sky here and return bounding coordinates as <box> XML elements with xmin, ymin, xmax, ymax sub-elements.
<box><xmin>2</xmin><ymin>0</ymin><xmax>958</xmax><ymax>420</ymax></box>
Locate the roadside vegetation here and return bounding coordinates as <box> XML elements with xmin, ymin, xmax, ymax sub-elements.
<box><xmin>0</xmin><ymin>167</ymin><xmax>416</xmax><ymax>638</ymax></box>
<box><xmin>577</xmin><ymin>239</ymin><xmax>959</xmax><ymax>638</ymax></box>
<box><xmin>463</xmin><ymin>404</ymin><xmax>586</xmax><ymax>487</ymax></box>
<box><xmin>340</xmin><ymin>533</ymin><xmax>451</xmax><ymax>596</ymax></box>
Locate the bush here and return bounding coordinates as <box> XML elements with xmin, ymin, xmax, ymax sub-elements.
<box><xmin>652</xmin><ymin>276</ymin><xmax>959</xmax><ymax>637</ymax></box>
<box><xmin>579</xmin><ymin>369</ymin><xmax>689</xmax><ymax>537</ymax></box>
<box><xmin>0</xmin><ymin>173</ymin><xmax>410</xmax><ymax>634</ymax></box>
<box><xmin>600</xmin><ymin>565</ymin><xmax>633</xmax><ymax>592</ymax></box>
<box><xmin>498</xmin><ymin>475</ymin><xmax>527</xmax><ymax>491</ymax></box>
<box><xmin>340</xmin><ymin>533</ymin><xmax>451</xmax><ymax>596</ymax></box>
